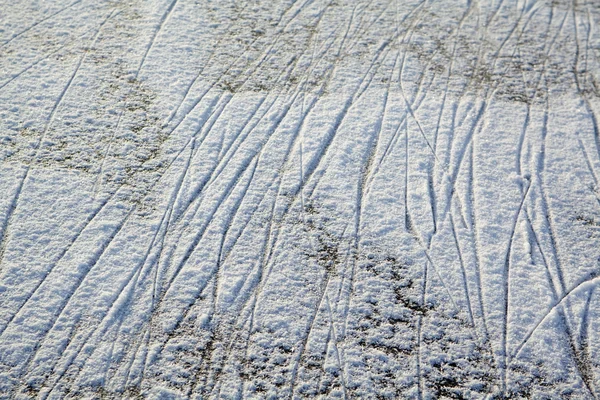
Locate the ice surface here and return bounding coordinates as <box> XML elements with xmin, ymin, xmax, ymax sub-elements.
<box><xmin>1</xmin><ymin>0</ymin><xmax>600</xmax><ymax>398</ymax></box>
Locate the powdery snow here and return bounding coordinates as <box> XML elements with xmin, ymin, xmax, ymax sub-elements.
<box><xmin>1</xmin><ymin>0</ymin><xmax>600</xmax><ymax>398</ymax></box>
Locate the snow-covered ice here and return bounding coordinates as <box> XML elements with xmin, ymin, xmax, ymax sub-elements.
<box><xmin>2</xmin><ymin>0</ymin><xmax>600</xmax><ymax>398</ymax></box>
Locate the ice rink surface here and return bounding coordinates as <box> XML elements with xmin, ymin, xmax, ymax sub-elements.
<box><xmin>2</xmin><ymin>0</ymin><xmax>600</xmax><ymax>398</ymax></box>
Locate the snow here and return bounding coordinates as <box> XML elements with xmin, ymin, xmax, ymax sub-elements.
<box><xmin>1</xmin><ymin>0</ymin><xmax>600</xmax><ymax>398</ymax></box>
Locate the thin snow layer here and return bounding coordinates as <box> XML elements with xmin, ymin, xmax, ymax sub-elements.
<box><xmin>1</xmin><ymin>0</ymin><xmax>600</xmax><ymax>398</ymax></box>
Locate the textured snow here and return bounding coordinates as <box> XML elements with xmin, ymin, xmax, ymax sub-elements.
<box><xmin>1</xmin><ymin>0</ymin><xmax>600</xmax><ymax>398</ymax></box>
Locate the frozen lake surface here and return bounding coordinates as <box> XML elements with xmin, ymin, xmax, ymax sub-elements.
<box><xmin>1</xmin><ymin>0</ymin><xmax>600</xmax><ymax>398</ymax></box>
